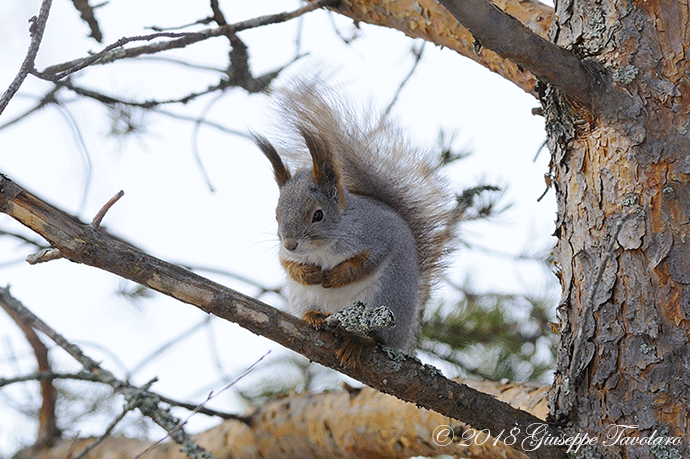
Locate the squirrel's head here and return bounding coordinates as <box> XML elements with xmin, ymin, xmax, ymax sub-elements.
<box><xmin>253</xmin><ymin>127</ymin><xmax>347</xmax><ymax>257</ymax></box>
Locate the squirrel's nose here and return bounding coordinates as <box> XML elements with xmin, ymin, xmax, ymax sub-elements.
<box><xmin>283</xmin><ymin>238</ymin><xmax>298</xmax><ymax>251</ymax></box>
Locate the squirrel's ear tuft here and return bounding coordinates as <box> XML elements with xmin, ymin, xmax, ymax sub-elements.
<box><xmin>299</xmin><ymin>126</ymin><xmax>346</xmax><ymax>207</ymax></box>
<box><xmin>251</xmin><ymin>132</ymin><xmax>291</xmax><ymax>187</ymax></box>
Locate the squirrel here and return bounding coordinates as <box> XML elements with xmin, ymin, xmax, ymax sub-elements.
<box><xmin>252</xmin><ymin>80</ymin><xmax>458</xmax><ymax>356</ymax></box>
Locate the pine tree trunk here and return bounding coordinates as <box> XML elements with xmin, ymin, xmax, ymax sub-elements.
<box><xmin>546</xmin><ymin>0</ymin><xmax>690</xmax><ymax>456</ymax></box>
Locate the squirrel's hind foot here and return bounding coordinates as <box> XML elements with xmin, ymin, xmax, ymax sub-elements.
<box><xmin>303</xmin><ymin>310</ymin><xmax>330</xmax><ymax>329</ymax></box>
<box><xmin>335</xmin><ymin>334</ymin><xmax>376</xmax><ymax>368</ymax></box>
<box><xmin>303</xmin><ymin>309</ymin><xmax>376</xmax><ymax>367</ymax></box>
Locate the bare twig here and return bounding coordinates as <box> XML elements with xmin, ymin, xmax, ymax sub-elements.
<box><xmin>133</xmin><ymin>56</ymin><xmax>226</xmax><ymax>73</ymax></box>
<box><xmin>0</xmin><ymin>0</ymin><xmax>53</xmax><ymax>115</ymax></box>
<box><xmin>327</xmin><ymin>9</ymin><xmax>360</xmax><ymax>45</ymax></box>
<box><xmin>0</xmin><ymin>370</ymin><xmax>242</xmax><ymax>420</ymax></box>
<box><xmin>209</xmin><ymin>0</ymin><xmax>228</xmax><ymax>26</ymax></box>
<box><xmin>33</xmin><ymin>0</ymin><xmax>337</xmax><ymax>82</ymax></box>
<box><xmin>156</xmin><ymin>393</ymin><xmax>248</xmax><ymax>421</ymax></box>
<box><xmin>0</xmin><ymin>85</ymin><xmax>61</xmax><ymax>132</ymax></box>
<box><xmin>91</xmin><ymin>190</ymin><xmax>124</xmax><ymax>228</ymax></box>
<box><xmin>135</xmin><ymin>351</ymin><xmax>269</xmax><ymax>459</ymax></box>
<box><xmin>0</xmin><ymin>228</ymin><xmax>46</xmax><ymax>248</ymax></box>
<box><xmin>0</xmin><ymin>287</ymin><xmax>116</xmax><ymax>383</ymax></box>
<box><xmin>0</xmin><ymin>292</ymin><xmax>60</xmax><ymax>447</ymax></box>
<box><xmin>378</xmin><ymin>41</ymin><xmax>425</xmax><ymax>128</ymax></box>
<box><xmin>26</xmin><ymin>248</ymin><xmax>63</xmax><ymax>264</ymax></box>
<box><xmin>73</xmin><ymin>406</ymin><xmax>130</xmax><ymax>459</ymax></box>
<box><xmin>155</xmin><ymin>109</ymin><xmax>249</xmax><ymax>138</ymax></box>
<box><xmin>191</xmin><ymin>91</ymin><xmax>226</xmax><ymax>192</ymax></box>
<box><xmin>27</xmin><ymin>190</ymin><xmax>122</xmax><ymax>264</ymax></box>
<box><xmin>58</xmin><ymin>78</ymin><xmax>234</xmax><ymax>108</ymax></box>
<box><xmin>53</xmin><ymin>101</ymin><xmax>93</xmax><ymax>213</ymax></box>
<box><xmin>0</xmin><ymin>286</ymin><xmax>217</xmax><ymax>459</ymax></box>
<box><xmin>69</xmin><ymin>0</ymin><xmax>103</xmax><ymax>43</ymax></box>
<box><xmin>0</xmin><ymin>371</ymin><xmax>104</xmax><ymax>387</ymax></box>
<box><xmin>147</xmin><ymin>17</ymin><xmax>215</xmax><ymax>33</ymax></box>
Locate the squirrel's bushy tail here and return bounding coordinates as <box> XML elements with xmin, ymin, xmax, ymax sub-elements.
<box><xmin>269</xmin><ymin>79</ymin><xmax>459</xmax><ymax>300</ymax></box>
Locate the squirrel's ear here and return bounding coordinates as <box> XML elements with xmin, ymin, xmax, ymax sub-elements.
<box><xmin>299</xmin><ymin>126</ymin><xmax>346</xmax><ymax>207</ymax></box>
<box><xmin>252</xmin><ymin>133</ymin><xmax>291</xmax><ymax>187</ymax></box>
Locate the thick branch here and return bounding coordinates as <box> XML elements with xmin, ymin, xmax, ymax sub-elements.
<box><xmin>200</xmin><ymin>380</ymin><xmax>550</xmax><ymax>459</ymax></box>
<box><xmin>322</xmin><ymin>0</ymin><xmax>600</xmax><ymax>106</ymax></box>
<box><xmin>438</xmin><ymin>0</ymin><xmax>594</xmax><ymax>107</ymax></box>
<box><xmin>320</xmin><ymin>0</ymin><xmax>554</xmax><ymax>98</ymax></box>
<box><xmin>0</xmin><ymin>175</ymin><xmax>567</xmax><ymax>459</ymax></box>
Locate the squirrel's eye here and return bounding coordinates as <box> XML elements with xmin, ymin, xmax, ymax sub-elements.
<box><xmin>312</xmin><ymin>209</ymin><xmax>324</xmax><ymax>223</ymax></box>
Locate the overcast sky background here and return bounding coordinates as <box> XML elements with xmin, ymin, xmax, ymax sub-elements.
<box><xmin>0</xmin><ymin>0</ymin><xmax>557</xmax><ymax>453</ymax></box>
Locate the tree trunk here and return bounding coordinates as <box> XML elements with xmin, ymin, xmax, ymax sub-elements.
<box><xmin>545</xmin><ymin>0</ymin><xmax>690</xmax><ymax>456</ymax></box>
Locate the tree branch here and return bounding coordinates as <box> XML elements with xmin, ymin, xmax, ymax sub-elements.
<box><xmin>0</xmin><ymin>287</ymin><xmax>216</xmax><ymax>459</ymax></box>
<box><xmin>57</xmin><ymin>79</ymin><xmax>233</xmax><ymax>109</ymax></box>
<box><xmin>437</xmin><ymin>0</ymin><xmax>595</xmax><ymax>107</ymax></box>
<box><xmin>198</xmin><ymin>380</ymin><xmax>550</xmax><ymax>459</ymax></box>
<box><xmin>69</xmin><ymin>0</ymin><xmax>103</xmax><ymax>43</ymax></box>
<box><xmin>0</xmin><ymin>0</ymin><xmax>53</xmax><ymax>115</ymax></box>
<box><xmin>319</xmin><ymin>0</ymin><xmax>554</xmax><ymax>98</ymax></box>
<box><xmin>0</xmin><ymin>370</ymin><xmax>244</xmax><ymax>421</ymax></box>
<box><xmin>32</xmin><ymin>379</ymin><xmax>550</xmax><ymax>459</ymax></box>
<box><xmin>0</xmin><ymin>85</ymin><xmax>61</xmax><ymax>132</ymax></box>
<box><xmin>0</xmin><ymin>175</ymin><xmax>567</xmax><ymax>459</ymax></box>
<box><xmin>32</xmin><ymin>0</ymin><xmax>337</xmax><ymax>82</ymax></box>
<box><xmin>0</xmin><ymin>294</ymin><xmax>60</xmax><ymax>448</ymax></box>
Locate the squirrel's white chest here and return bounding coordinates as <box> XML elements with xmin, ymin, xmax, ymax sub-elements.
<box><xmin>286</xmin><ymin>270</ymin><xmax>382</xmax><ymax>316</ymax></box>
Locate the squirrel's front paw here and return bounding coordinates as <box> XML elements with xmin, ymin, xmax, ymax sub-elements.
<box><xmin>303</xmin><ymin>310</ymin><xmax>331</xmax><ymax>329</ymax></box>
<box><xmin>282</xmin><ymin>260</ymin><xmax>324</xmax><ymax>285</ymax></box>
<box><xmin>301</xmin><ymin>264</ymin><xmax>325</xmax><ymax>285</ymax></box>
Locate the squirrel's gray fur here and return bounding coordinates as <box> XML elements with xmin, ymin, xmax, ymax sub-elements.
<box><xmin>255</xmin><ymin>80</ymin><xmax>458</xmax><ymax>352</ymax></box>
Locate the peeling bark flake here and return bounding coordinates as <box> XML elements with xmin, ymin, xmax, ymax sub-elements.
<box><xmin>617</xmin><ymin>211</ymin><xmax>646</xmax><ymax>250</ymax></box>
<box><xmin>147</xmin><ymin>273</ymin><xmax>215</xmax><ymax>306</ymax></box>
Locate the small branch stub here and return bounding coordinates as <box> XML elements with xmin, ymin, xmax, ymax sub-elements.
<box><xmin>26</xmin><ymin>247</ymin><xmax>63</xmax><ymax>265</ymax></box>
<box><xmin>91</xmin><ymin>190</ymin><xmax>124</xmax><ymax>228</ymax></box>
<box><xmin>25</xmin><ymin>190</ymin><xmax>124</xmax><ymax>264</ymax></box>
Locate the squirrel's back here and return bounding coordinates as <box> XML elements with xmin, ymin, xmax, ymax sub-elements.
<box><xmin>270</xmin><ymin>81</ymin><xmax>458</xmax><ymax>303</ymax></box>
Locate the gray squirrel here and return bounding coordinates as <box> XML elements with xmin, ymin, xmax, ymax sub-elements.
<box><xmin>253</xmin><ymin>81</ymin><xmax>458</xmax><ymax>354</ymax></box>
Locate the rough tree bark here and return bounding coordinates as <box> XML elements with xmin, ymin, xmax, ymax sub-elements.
<box><xmin>545</xmin><ymin>0</ymin><xmax>690</xmax><ymax>457</ymax></box>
